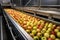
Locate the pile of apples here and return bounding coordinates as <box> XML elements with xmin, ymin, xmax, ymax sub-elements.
<box><xmin>4</xmin><ymin>9</ymin><xmax>60</xmax><ymax>40</ymax></box>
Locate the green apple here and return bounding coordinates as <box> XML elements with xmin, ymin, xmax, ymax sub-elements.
<box><xmin>46</xmin><ymin>28</ymin><xmax>51</xmax><ymax>33</ymax></box>
<box><xmin>30</xmin><ymin>23</ymin><xmax>33</xmax><ymax>26</ymax></box>
<box><xmin>44</xmin><ymin>33</ymin><xmax>50</xmax><ymax>38</ymax></box>
<box><xmin>34</xmin><ymin>36</ymin><xmax>39</xmax><ymax>40</ymax></box>
<box><xmin>55</xmin><ymin>38</ymin><xmax>60</xmax><ymax>40</ymax></box>
<box><xmin>57</xmin><ymin>32</ymin><xmax>60</xmax><ymax>38</ymax></box>
<box><xmin>42</xmin><ymin>28</ymin><xmax>46</xmax><ymax>31</ymax></box>
<box><xmin>34</xmin><ymin>21</ymin><xmax>37</xmax><ymax>26</ymax></box>
<box><xmin>38</xmin><ymin>35</ymin><xmax>42</xmax><ymax>39</ymax></box>
<box><xmin>30</xmin><ymin>33</ymin><xmax>34</xmax><ymax>37</ymax></box>
<box><xmin>41</xmin><ymin>29</ymin><xmax>46</xmax><ymax>34</ymax></box>
<box><xmin>41</xmin><ymin>37</ymin><xmax>47</xmax><ymax>40</ymax></box>
<box><xmin>32</xmin><ymin>30</ymin><xmax>37</xmax><ymax>35</ymax></box>
<box><xmin>39</xmin><ymin>20</ymin><xmax>44</xmax><ymax>27</ymax></box>
<box><xmin>40</xmin><ymin>20</ymin><xmax>44</xmax><ymax>23</ymax></box>
<box><xmin>46</xmin><ymin>30</ymin><xmax>50</xmax><ymax>33</ymax></box>
<box><xmin>48</xmin><ymin>23</ymin><xmax>53</xmax><ymax>28</ymax></box>
<box><xmin>54</xmin><ymin>29</ymin><xmax>59</xmax><ymax>33</ymax></box>
<box><xmin>27</xmin><ymin>22</ymin><xmax>30</xmax><ymax>26</ymax></box>
<box><xmin>48</xmin><ymin>28</ymin><xmax>52</xmax><ymax>31</ymax></box>
<box><xmin>50</xmin><ymin>34</ymin><xmax>55</xmax><ymax>39</ymax></box>
<box><xmin>44</xmin><ymin>22</ymin><xmax>49</xmax><ymax>28</ymax></box>
<box><xmin>33</xmin><ymin>26</ymin><xmax>37</xmax><ymax>30</ymax></box>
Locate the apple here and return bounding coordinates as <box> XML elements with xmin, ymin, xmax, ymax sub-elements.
<box><xmin>37</xmin><ymin>24</ymin><xmax>40</xmax><ymax>28</ymax></box>
<box><xmin>37</xmin><ymin>21</ymin><xmax>41</xmax><ymax>25</ymax></box>
<box><xmin>41</xmin><ymin>28</ymin><xmax>46</xmax><ymax>34</ymax></box>
<box><xmin>39</xmin><ymin>26</ymin><xmax>43</xmax><ymax>29</ymax></box>
<box><xmin>27</xmin><ymin>26</ymin><xmax>32</xmax><ymax>30</ymax></box>
<box><xmin>48</xmin><ymin>38</ymin><xmax>53</xmax><ymax>40</ymax></box>
<box><xmin>21</xmin><ymin>24</ymin><xmax>24</xmax><ymax>27</ymax></box>
<box><xmin>40</xmin><ymin>21</ymin><xmax>45</xmax><ymax>28</ymax></box>
<box><xmin>27</xmin><ymin>22</ymin><xmax>30</xmax><ymax>26</ymax></box>
<box><xmin>52</xmin><ymin>24</ymin><xmax>56</xmax><ymax>29</ymax></box>
<box><xmin>26</xmin><ymin>29</ymin><xmax>30</xmax><ymax>33</ymax></box>
<box><xmin>30</xmin><ymin>33</ymin><xmax>34</xmax><ymax>37</ymax></box>
<box><xmin>37</xmin><ymin>32</ymin><xmax>41</xmax><ymax>37</ymax></box>
<box><xmin>51</xmin><ymin>31</ymin><xmax>56</xmax><ymax>35</ymax></box>
<box><xmin>23</xmin><ymin>21</ymin><xmax>27</xmax><ymax>24</ymax></box>
<box><xmin>36</xmin><ymin>29</ymin><xmax>40</xmax><ymax>32</ymax></box>
<box><xmin>47</xmin><ymin>28</ymin><xmax>51</xmax><ymax>32</ymax></box>
<box><xmin>46</xmin><ymin>30</ymin><xmax>50</xmax><ymax>33</ymax></box>
<box><xmin>41</xmin><ymin>37</ymin><xmax>47</xmax><ymax>40</ymax></box>
<box><xmin>57</xmin><ymin>32</ymin><xmax>60</xmax><ymax>38</ymax></box>
<box><xmin>44</xmin><ymin>22</ymin><xmax>49</xmax><ymax>29</ymax></box>
<box><xmin>56</xmin><ymin>26</ymin><xmax>60</xmax><ymax>30</ymax></box>
<box><xmin>38</xmin><ymin>35</ymin><xmax>42</xmax><ymax>39</ymax></box>
<box><xmin>55</xmin><ymin>38</ymin><xmax>60</xmax><ymax>40</ymax></box>
<box><xmin>48</xmin><ymin>23</ymin><xmax>53</xmax><ymax>28</ymax></box>
<box><xmin>34</xmin><ymin>36</ymin><xmax>39</xmax><ymax>40</ymax></box>
<box><xmin>30</xmin><ymin>23</ymin><xmax>33</xmax><ymax>26</ymax></box>
<box><xmin>42</xmin><ymin>28</ymin><xmax>46</xmax><ymax>31</ymax></box>
<box><xmin>44</xmin><ymin>33</ymin><xmax>50</xmax><ymax>38</ymax></box>
<box><xmin>54</xmin><ymin>29</ymin><xmax>59</xmax><ymax>33</ymax></box>
<box><xmin>33</xmin><ymin>26</ymin><xmax>37</xmax><ymax>30</ymax></box>
<box><xmin>50</xmin><ymin>34</ymin><xmax>55</xmax><ymax>39</ymax></box>
<box><xmin>23</xmin><ymin>25</ymin><xmax>27</xmax><ymax>29</ymax></box>
<box><xmin>32</xmin><ymin>30</ymin><xmax>37</xmax><ymax>35</ymax></box>
<box><xmin>33</xmin><ymin>22</ymin><xmax>37</xmax><ymax>26</ymax></box>
<box><xmin>40</xmin><ymin>20</ymin><xmax>44</xmax><ymax>23</ymax></box>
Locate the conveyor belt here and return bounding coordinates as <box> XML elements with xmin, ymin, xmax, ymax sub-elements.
<box><xmin>3</xmin><ymin>8</ymin><xmax>33</xmax><ymax>40</ymax></box>
<box><xmin>3</xmin><ymin>10</ymin><xmax>30</xmax><ymax>40</ymax></box>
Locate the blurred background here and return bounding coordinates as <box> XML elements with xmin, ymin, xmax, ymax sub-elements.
<box><xmin>0</xmin><ymin>0</ymin><xmax>60</xmax><ymax>7</ymax></box>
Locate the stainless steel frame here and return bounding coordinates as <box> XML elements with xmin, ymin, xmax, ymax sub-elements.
<box><xmin>3</xmin><ymin>13</ymin><xmax>16</xmax><ymax>40</ymax></box>
<box><xmin>0</xmin><ymin>16</ymin><xmax>3</xmax><ymax>40</ymax></box>
<box><xmin>13</xmin><ymin>7</ymin><xmax>60</xmax><ymax>19</ymax></box>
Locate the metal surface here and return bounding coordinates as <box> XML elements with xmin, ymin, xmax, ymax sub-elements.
<box><xmin>10</xmin><ymin>0</ymin><xmax>21</xmax><ymax>6</ymax></box>
<box><xmin>25</xmin><ymin>0</ymin><xmax>32</xmax><ymax>6</ymax></box>
<box><xmin>3</xmin><ymin>13</ymin><xmax>16</xmax><ymax>40</ymax></box>
<box><xmin>4</xmin><ymin>10</ymin><xmax>33</xmax><ymax>40</ymax></box>
<box><xmin>0</xmin><ymin>16</ymin><xmax>3</xmax><ymax>40</ymax></box>
<box><xmin>10</xmin><ymin>0</ymin><xmax>60</xmax><ymax>7</ymax></box>
<box><xmin>14</xmin><ymin>7</ymin><xmax>60</xmax><ymax>19</ymax></box>
<box><xmin>41</xmin><ymin>0</ymin><xmax>57</xmax><ymax>5</ymax></box>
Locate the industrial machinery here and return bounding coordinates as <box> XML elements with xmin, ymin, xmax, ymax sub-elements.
<box><xmin>0</xmin><ymin>0</ymin><xmax>60</xmax><ymax>40</ymax></box>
